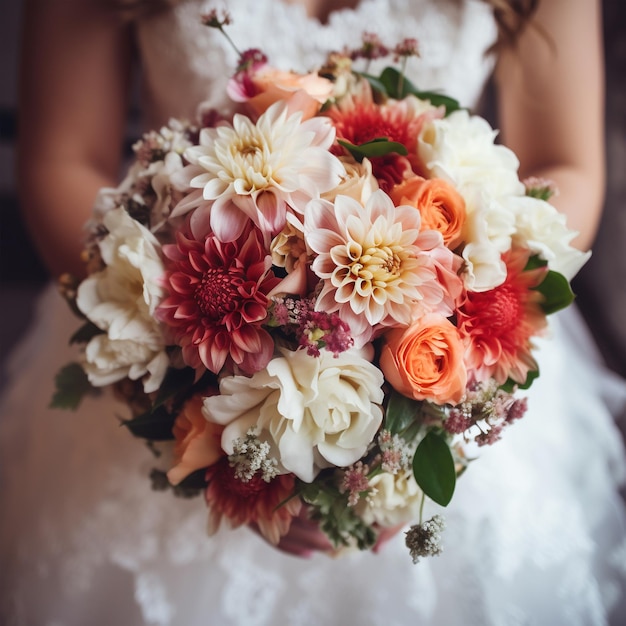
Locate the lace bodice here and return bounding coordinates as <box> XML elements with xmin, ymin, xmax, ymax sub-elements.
<box><xmin>135</xmin><ymin>0</ymin><xmax>497</xmax><ymax>128</ymax></box>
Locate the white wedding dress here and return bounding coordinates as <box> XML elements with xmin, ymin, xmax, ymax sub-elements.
<box><xmin>2</xmin><ymin>1</ymin><xmax>626</xmax><ymax>625</ymax></box>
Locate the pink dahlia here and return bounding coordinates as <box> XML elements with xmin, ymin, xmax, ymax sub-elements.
<box><xmin>205</xmin><ymin>458</ymin><xmax>301</xmax><ymax>545</ymax></box>
<box><xmin>456</xmin><ymin>247</ymin><xmax>548</xmax><ymax>385</ymax></box>
<box><xmin>305</xmin><ymin>190</ymin><xmax>458</xmax><ymax>346</ymax></box>
<box><xmin>157</xmin><ymin>226</ymin><xmax>280</xmax><ymax>375</ymax></box>
<box><xmin>327</xmin><ymin>91</ymin><xmax>439</xmax><ymax>190</ymax></box>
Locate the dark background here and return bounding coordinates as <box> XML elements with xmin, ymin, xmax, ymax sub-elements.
<box><xmin>1</xmin><ymin>0</ymin><xmax>625</xmax><ymax>380</ymax></box>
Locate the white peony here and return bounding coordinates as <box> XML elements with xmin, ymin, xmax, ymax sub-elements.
<box><xmin>418</xmin><ymin>110</ymin><xmax>524</xmax><ymax>199</ymax></box>
<box><xmin>508</xmin><ymin>195</ymin><xmax>591</xmax><ymax>280</ymax></box>
<box><xmin>356</xmin><ymin>469</ymin><xmax>423</xmax><ymax>527</ymax></box>
<box><xmin>76</xmin><ymin>208</ymin><xmax>168</xmax><ymax>393</ymax></box>
<box><xmin>202</xmin><ymin>346</ymin><xmax>385</xmax><ymax>483</ymax></box>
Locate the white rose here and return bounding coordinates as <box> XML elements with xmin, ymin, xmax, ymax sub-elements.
<box><xmin>508</xmin><ymin>195</ymin><xmax>591</xmax><ymax>280</ymax></box>
<box><xmin>76</xmin><ymin>208</ymin><xmax>168</xmax><ymax>393</ymax></box>
<box><xmin>418</xmin><ymin>110</ymin><xmax>524</xmax><ymax>200</ymax></box>
<box><xmin>202</xmin><ymin>346</ymin><xmax>385</xmax><ymax>483</ymax></box>
<box><xmin>83</xmin><ymin>333</ymin><xmax>168</xmax><ymax>392</ymax></box>
<box><xmin>356</xmin><ymin>469</ymin><xmax>423</xmax><ymax>527</ymax></box>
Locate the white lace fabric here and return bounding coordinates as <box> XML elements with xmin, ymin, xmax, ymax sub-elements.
<box><xmin>2</xmin><ymin>1</ymin><xmax>626</xmax><ymax>625</ymax></box>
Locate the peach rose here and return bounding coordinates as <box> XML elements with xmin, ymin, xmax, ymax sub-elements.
<box><xmin>391</xmin><ymin>177</ymin><xmax>466</xmax><ymax>248</ymax></box>
<box><xmin>167</xmin><ymin>394</ymin><xmax>224</xmax><ymax>486</ymax></box>
<box><xmin>379</xmin><ymin>314</ymin><xmax>467</xmax><ymax>405</ymax></box>
<box><xmin>246</xmin><ymin>68</ymin><xmax>334</xmax><ymax>119</ymax></box>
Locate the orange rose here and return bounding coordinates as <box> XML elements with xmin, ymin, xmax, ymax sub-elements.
<box><xmin>247</xmin><ymin>68</ymin><xmax>334</xmax><ymax>119</ymax></box>
<box><xmin>391</xmin><ymin>177</ymin><xmax>466</xmax><ymax>248</ymax></box>
<box><xmin>379</xmin><ymin>314</ymin><xmax>467</xmax><ymax>405</ymax></box>
<box><xmin>167</xmin><ymin>395</ymin><xmax>224</xmax><ymax>486</ymax></box>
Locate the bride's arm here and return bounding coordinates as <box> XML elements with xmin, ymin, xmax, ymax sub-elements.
<box><xmin>18</xmin><ymin>0</ymin><xmax>133</xmax><ymax>278</ymax></box>
<box><xmin>494</xmin><ymin>0</ymin><xmax>604</xmax><ymax>251</ymax></box>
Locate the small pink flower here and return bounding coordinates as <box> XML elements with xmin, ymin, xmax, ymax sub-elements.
<box><xmin>157</xmin><ymin>225</ymin><xmax>280</xmax><ymax>375</ymax></box>
<box><xmin>339</xmin><ymin>461</ymin><xmax>371</xmax><ymax>507</ymax></box>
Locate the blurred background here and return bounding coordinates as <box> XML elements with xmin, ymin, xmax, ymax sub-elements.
<box><xmin>1</xmin><ymin>0</ymin><xmax>625</xmax><ymax>392</ymax></box>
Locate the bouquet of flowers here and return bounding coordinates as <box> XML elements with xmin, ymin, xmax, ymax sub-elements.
<box><xmin>53</xmin><ymin>12</ymin><xmax>588</xmax><ymax>562</ymax></box>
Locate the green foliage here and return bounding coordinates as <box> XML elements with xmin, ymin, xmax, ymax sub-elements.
<box><xmin>149</xmin><ymin>468</ymin><xmax>206</xmax><ymax>498</ymax></box>
<box><xmin>337</xmin><ymin>138</ymin><xmax>408</xmax><ymax>163</ymax></box>
<box><xmin>533</xmin><ymin>270</ymin><xmax>575</xmax><ymax>315</ymax></box>
<box><xmin>523</xmin><ymin>255</ymin><xmax>548</xmax><ymax>272</ymax></box>
<box><xmin>299</xmin><ymin>479</ymin><xmax>377</xmax><ymax>550</ymax></box>
<box><xmin>525</xmin><ymin>187</ymin><xmax>555</xmax><ymax>202</ymax></box>
<box><xmin>69</xmin><ymin>321</ymin><xmax>104</xmax><ymax>345</ymax></box>
<box><xmin>501</xmin><ymin>368</ymin><xmax>540</xmax><ymax>393</ymax></box>
<box><xmin>384</xmin><ymin>390</ymin><xmax>423</xmax><ymax>436</ymax></box>
<box><xmin>120</xmin><ymin>405</ymin><xmax>176</xmax><ymax>441</ymax></box>
<box><xmin>50</xmin><ymin>362</ymin><xmax>93</xmax><ymax>410</ymax></box>
<box><xmin>412</xmin><ymin>431</ymin><xmax>456</xmax><ymax>507</ymax></box>
<box><xmin>361</xmin><ymin>67</ymin><xmax>461</xmax><ymax>115</ymax></box>
<box><xmin>152</xmin><ymin>366</ymin><xmax>198</xmax><ymax>409</ymax></box>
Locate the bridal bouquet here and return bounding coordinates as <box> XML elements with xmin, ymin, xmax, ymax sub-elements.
<box><xmin>53</xmin><ymin>13</ymin><xmax>588</xmax><ymax>561</ymax></box>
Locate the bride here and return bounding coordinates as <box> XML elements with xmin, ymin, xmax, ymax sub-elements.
<box><xmin>2</xmin><ymin>0</ymin><xmax>625</xmax><ymax>624</ymax></box>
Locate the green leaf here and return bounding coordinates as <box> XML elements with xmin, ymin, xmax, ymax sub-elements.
<box><xmin>501</xmin><ymin>368</ymin><xmax>540</xmax><ymax>393</ymax></box>
<box><xmin>384</xmin><ymin>390</ymin><xmax>422</xmax><ymax>436</ymax></box>
<box><xmin>413</xmin><ymin>431</ymin><xmax>456</xmax><ymax>507</ymax></box>
<box><xmin>377</xmin><ymin>67</ymin><xmax>461</xmax><ymax>114</ymax></box>
<box><xmin>152</xmin><ymin>366</ymin><xmax>197</xmax><ymax>409</ymax></box>
<box><xmin>121</xmin><ymin>405</ymin><xmax>176</xmax><ymax>441</ymax></box>
<box><xmin>338</xmin><ymin>138</ymin><xmax>408</xmax><ymax>162</ymax></box>
<box><xmin>50</xmin><ymin>362</ymin><xmax>93</xmax><ymax>410</ymax></box>
<box><xmin>298</xmin><ymin>477</ymin><xmax>377</xmax><ymax>550</ymax></box>
<box><xmin>533</xmin><ymin>270</ymin><xmax>575</xmax><ymax>315</ymax></box>
<box><xmin>379</xmin><ymin>66</ymin><xmax>418</xmax><ymax>99</ymax></box>
<box><xmin>411</xmin><ymin>90</ymin><xmax>461</xmax><ymax>115</ymax></box>
<box><xmin>69</xmin><ymin>321</ymin><xmax>104</xmax><ymax>345</ymax></box>
<box><xmin>524</xmin><ymin>254</ymin><xmax>548</xmax><ymax>272</ymax></box>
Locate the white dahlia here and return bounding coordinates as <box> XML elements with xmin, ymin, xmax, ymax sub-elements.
<box><xmin>171</xmin><ymin>101</ymin><xmax>345</xmax><ymax>242</ymax></box>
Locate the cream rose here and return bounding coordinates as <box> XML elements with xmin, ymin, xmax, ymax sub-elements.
<box><xmin>322</xmin><ymin>157</ymin><xmax>379</xmax><ymax>205</ymax></box>
<box><xmin>357</xmin><ymin>469</ymin><xmax>423</xmax><ymax>527</ymax></box>
<box><xmin>202</xmin><ymin>346</ymin><xmax>385</xmax><ymax>483</ymax></box>
<box><xmin>76</xmin><ymin>208</ymin><xmax>168</xmax><ymax>393</ymax></box>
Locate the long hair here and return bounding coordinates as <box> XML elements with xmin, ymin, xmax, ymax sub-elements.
<box><xmin>108</xmin><ymin>0</ymin><xmax>539</xmax><ymax>51</ymax></box>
